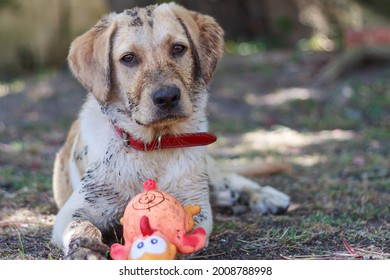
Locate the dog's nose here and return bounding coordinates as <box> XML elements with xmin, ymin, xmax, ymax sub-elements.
<box><xmin>152</xmin><ymin>86</ymin><xmax>181</xmax><ymax>110</ymax></box>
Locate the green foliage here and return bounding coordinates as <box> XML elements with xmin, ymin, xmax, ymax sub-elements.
<box><xmin>275</xmin><ymin>16</ymin><xmax>293</xmax><ymax>34</ymax></box>
<box><xmin>212</xmin><ymin>220</ymin><xmax>237</xmax><ymax>235</ymax></box>
<box><xmin>225</xmin><ymin>40</ymin><xmax>269</xmax><ymax>56</ymax></box>
<box><xmin>16</xmin><ymin>230</ymin><xmax>26</xmax><ymax>260</ymax></box>
<box><xmin>0</xmin><ymin>165</ymin><xmax>51</xmax><ymax>192</ymax></box>
<box><xmin>0</xmin><ymin>0</ymin><xmax>19</xmax><ymax>11</ymax></box>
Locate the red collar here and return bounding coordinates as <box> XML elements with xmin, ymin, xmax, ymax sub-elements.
<box><xmin>114</xmin><ymin>126</ymin><xmax>217</xmax><ymax>151</ymax></box>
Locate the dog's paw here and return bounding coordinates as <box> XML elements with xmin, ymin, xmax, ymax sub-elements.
<box><xmin>66</xmin><ymin>237</ymin><xmax>110</xmax><ymax>260</ymax></box>
<box><xmin>67</xmin><ymin>247</ymin><xmax>107</xmax><ymax>260</ymax></box>
<box><xmin>249</xmin><ymin>186</ymin><xmax>290</xmax><ymax>215</ymax></box>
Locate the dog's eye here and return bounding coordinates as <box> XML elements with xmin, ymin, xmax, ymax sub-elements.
<box><xmin>171</xmin><ymin>44</ymin><xmax>187</xmax><ymax>57</ymax></box>
<box><xmin>121</xmin><ymin>53</ymin><xmax>138</xmax><ymax>65</ymax></box>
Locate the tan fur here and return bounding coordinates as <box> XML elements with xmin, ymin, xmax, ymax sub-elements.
<box><xmin>170</xmin><ymin>5</ymin><xmax>224</xmax><ymax>83</ymax></box>
<box><xmin>52</xmin><ymin>120</ymin><xmax>79</xmax><ymax>208</ymax></box>
<box><xmin>230</xmin><ymin>162</ymin><xmax>293</xmax><ymax>177</ymax></box>
<box><xmin>52</xmin><ymin>3</ymin><xmax>290</xmax><ymax>259</ymax></box>
<box><xmin>68</xmin><ymin>13</ymin><xmax>118</xmax><ymax>103</ymax></box>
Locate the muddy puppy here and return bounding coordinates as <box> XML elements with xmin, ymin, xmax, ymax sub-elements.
<box><xmin>52</xmin><ymin>2</ymin><xmax>290</xmax><ymax>259</ymax></box>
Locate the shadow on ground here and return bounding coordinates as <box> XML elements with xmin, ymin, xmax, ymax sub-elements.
<box><xmin>0</xmin><ymin>51</ymin><xmax>389</xmax><ymax>259</ymax></box>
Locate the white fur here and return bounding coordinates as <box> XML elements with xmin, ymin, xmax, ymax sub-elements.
<box><xmin>52</xmin><ymin>94</ymin><xmax>213</xmax><ymax>253</ymax></box>
<box><xmin>53</xmin><ymin>92</ymin><xmax>291</xmax><ymax>254</ymax></box>
<box><xmin>52</xmin><ymin>4</ymin><xmax>290</xmax><ymax>258</ymax></box>
<box><xmin>69</xmin><ymin>137</ymin><xmax>82</xmax><ymax>192</ymax></box>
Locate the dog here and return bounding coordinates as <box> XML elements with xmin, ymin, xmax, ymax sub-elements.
<box><xmin>51</xmin><ymin>2</ymin><xmax>290</xmax><ymax>259</ymax></box>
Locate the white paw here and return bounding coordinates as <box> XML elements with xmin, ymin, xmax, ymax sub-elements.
<box><xmin>212</xmin><ymin>189</ymin><xmax>241</xmax><ymax>207</ymax></box>
<box><xmin>249</xmin><ymin>186</ymin><xmax>290</xmax><ymax>214</ymax></box>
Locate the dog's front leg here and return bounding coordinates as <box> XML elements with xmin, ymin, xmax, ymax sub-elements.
<box><xmin>52</xmin><ymin>191</ymin><xmax>110</xmax><ymax>260</ymax></box>
<box><xmin>64</xmin><ymin>221</ymin><xmax>109</xmax><ymax>260</ymax></box>
<box><xmin>181</xmin><ymin>181</ymin><xmax>213</xmax><ymax>245</ymax></box>
<box><xmin>196</xmin><ymin>197</ymin><xmax>213</xmax><ymax>241</ymax></box>
<box><xmin>207</xmin><ymin>156</ymin><xmax>290</xmax><ymax>215</ymax></box>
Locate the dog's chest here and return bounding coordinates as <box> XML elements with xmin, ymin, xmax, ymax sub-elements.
<box><xmin>88</xmin><ymin>136</ymin><xmax>207</xmax><ymax>197</ymax></box>
<box><xmin>82</xmin><ymin>141</ymin><xmax>207</xmax><ymax>231</ymax></box>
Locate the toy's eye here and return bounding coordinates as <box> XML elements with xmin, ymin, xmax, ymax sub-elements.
<box><xmin>130</xmin><ymin>240</ymin><xmax>147</xmax><ymax>259</ymax></box>
<box><xmin>137</xmin><ymin>242</ymin><xmax>144</xmax><ymax>249</ymax></box>
<box><xmin>144</xmin><ymin>236</ymin><xmax>167</xmax><ymax>255</ymax></box>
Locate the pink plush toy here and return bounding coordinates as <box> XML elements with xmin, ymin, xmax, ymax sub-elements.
<box><xmin>110</xmin><ymin>179</ymin><xmax>206</xmax><ymax>260</ymax></box>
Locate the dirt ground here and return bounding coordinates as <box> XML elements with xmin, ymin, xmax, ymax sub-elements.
<box><xmin>0</xmin><ymin>50</ymin><xmax>389</xmax><ymax>260</ymax></box>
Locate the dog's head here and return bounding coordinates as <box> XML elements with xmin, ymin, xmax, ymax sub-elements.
<box><xmin>68</xmin><ymin>3</ymin><xmax>224</xmax><ymax>138</ymax></box>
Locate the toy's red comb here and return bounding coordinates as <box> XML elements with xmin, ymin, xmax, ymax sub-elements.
<box><xmin>143</xmin><ymin>179</ymin><xmax>157</xmax><ymax>191</ymax></box>
<box><xmin>140</xmin><ymin>216</ymin><xmax>155</xmax><ymax>236</ymax></box>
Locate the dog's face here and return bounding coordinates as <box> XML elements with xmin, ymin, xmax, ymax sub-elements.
<box><xmin>68</xmin><ymin>3</ymin><xmax>224</xmax><ymax>135</ymax></box>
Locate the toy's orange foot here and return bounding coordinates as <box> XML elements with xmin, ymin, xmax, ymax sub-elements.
<box><xmin>110</xmin><ymin>243</ymin><xmax>129</xmax><ymax>260</ymax></box>
<box><xmin>179</xmin><ymin>227</ymin><xmax>206</xmax><ymax>254</ymax></box>
<box><xmin>184</xmin><ymin>205</ymin><xmax>201</xmax><ymax>216</ymax></box>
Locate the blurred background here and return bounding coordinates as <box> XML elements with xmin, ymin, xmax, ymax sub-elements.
<box><xmin>0</xmin><ymin>0</ymin><xmax>389</xmax><ymax>260</ymax></box>
<box><xmin>1</xmin><ymin>0</ymin><xmax>390</xmax><ymax>77</ymax></box>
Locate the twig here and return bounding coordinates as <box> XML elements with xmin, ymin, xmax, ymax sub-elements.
<box><xmin>16</xmin><ymin>229</ymin><xmax>25</xmax><ymax>259</ymax></box>
<box><xmin>334</xmin><ymin>253</ymin><xmax>361</xmax><ymax>257</ymax></box>
<box><xmin>240</xmin><ymin>248</ymin><xmax>253</xmax><ymax>254</ymax></box>
<box><xmin>237</xmin><ymin>238</ymin><xmax>272</xmax><ymax>245</ymax></box>
<box><xmin>237</xmin><ymin>238</ymin><xmax>274</xmax><ymax>246</ymax></box>
<box><xmin>280</xmin><ymin>254</ymin><xmax>293</xmax><ymax>260</ymax></box>
<box><xmin>341</xmin><ymin>238</ymin><xmax>364</xmax><ymax>259</ymax></box>
<box><xmin>279</xmin><ymin>226</ymin><xmax>290</xmax><ymax>240</ymax></box>
<box><xmin>189</xmin><ymin>252</ymin><xmax>227</xmax><ymax>259</ymax></box>
<box><xmin>356</xmin><ymin>248</ymin><xmax>390</xmax><ymax>257</ymax></box>
<box><xmin>281</xmin><ymin>254</ymin><xmax>333</xmax><ymax>260</ymax></box>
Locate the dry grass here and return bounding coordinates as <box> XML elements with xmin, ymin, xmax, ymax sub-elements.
<box><xmin>1</xmin><ymin>51</ymin><xmax>389</xmax><ymax>259</ymax></box>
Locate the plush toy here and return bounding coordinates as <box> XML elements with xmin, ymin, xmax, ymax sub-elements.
<box><xmin>110</xmin><ymin>179</ymin><xmax>206</xmax><ymax>260</ymax></box>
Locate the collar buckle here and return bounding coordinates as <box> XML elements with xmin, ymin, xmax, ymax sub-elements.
<box><xmin>157</xmin><ymin>135</ymin><xmax>162</xmax><ymax>150</ymax></box>
<box><xmin>144</xmin><ymin>135</ymin><xmax>162</xmax><ymax>151</ymax></box>
<box><xmin>122</xmin><ymin>131</ymin><xmax>130</xmax><ymax>148</ymax></box>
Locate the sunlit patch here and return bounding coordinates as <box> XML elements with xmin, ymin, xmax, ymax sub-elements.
<box><xmin>0</xmin><ymin>208</ymin><xmax>55</xmax><ymax>228</ymax></box>
<box><xmin>245</xmin><ymin>87</ymin><xmax>319</xmax><ymax>107</ymax></box>
<box><xmin>290</xmin><ymin>155</ymin><xmax>327</xmax><ymax>167</ymax></box>
<box><xmin>298</xmin><ymin>34</ymin><xmax>335</xmax><ymax>52</ymax></box>
<box><xmin>210</xmin><ymin>127</ymin><xmax>357</xmax><ymax>156</ymax></box>
<box><xmin>0</xmin><ymin>80</ymin><xmax>25</xmax><ymax>98</ymax></box>
<box><xmin>242</xmin><ymin>127</ymin><xmax>356</xmax><ymax>152</ymax></box>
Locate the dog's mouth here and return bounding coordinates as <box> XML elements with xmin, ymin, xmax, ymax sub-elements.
<box><xmin>135</xmin><ymin>114</ymin><xmax>188</xmax><ymax>127</ymax></box>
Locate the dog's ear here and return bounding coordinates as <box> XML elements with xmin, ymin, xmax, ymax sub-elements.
<box><xmin>170</xmin><ymin>4</ymin><xmax>224</xmax><ymax>84</ymax></box>
<box><xmin>68</xmin><ymin>13</ymin><xmax>117</xmax><ymax>103</ymax></box>
<box><xmin>191</xmin><ymin>11</ymin><xmax>224</xmax><ymax>84</ymax></box>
